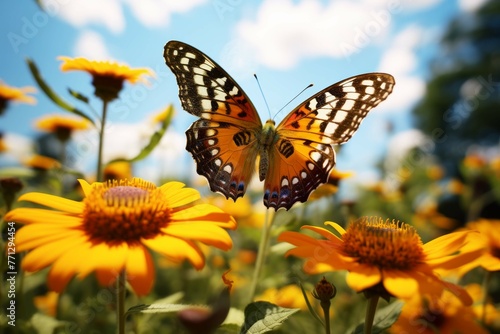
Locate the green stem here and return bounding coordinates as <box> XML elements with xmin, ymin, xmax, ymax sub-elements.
<box><xmin>481</xmin><ymin>270</ymin><xmax>491</xmax><ymax>325</ymax></box>
<box><xmin>247</xmin><ymin>209</ymin><xmax>274</xmax><ymax>303</ymax></box>
<box><xmin>321</xmin><ymin>302</ymin><xmax>331</xmax><ymax>334</ymax></box>
<box><xmin>364</xmin><ymin>295</ymin><xmax>379</xmax><ymax>334</ymax></box>
<box><xmin>117</xmin><ymin>270</ymin><xmax>126</xmax><ymax>334</ymax></box>
<box><xmin>96</xmin><ymin>100</ymin><xmax>108</xmax><ymax>182</ymax></box>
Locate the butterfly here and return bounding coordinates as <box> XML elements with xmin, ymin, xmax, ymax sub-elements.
<box><xmin>164</xmin><ymin>40</ymin><xmax>395</xmax><ymax>210</ymax></box>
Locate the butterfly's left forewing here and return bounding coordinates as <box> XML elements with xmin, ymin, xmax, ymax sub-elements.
<box><xmin>263</xmin><ymin>73</ymin><xmax>395</xmax><ymax>209</ymax></box>
<box><xmin>164</xmin><ymin>41</ymin><xmax>263</xmax><ymax>200</ymax></box>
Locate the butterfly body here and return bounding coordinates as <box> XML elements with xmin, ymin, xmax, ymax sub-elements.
<box><xmin>164</xmin><ymin>40</ymin><xmax>395</xmax><ymax>210</ymax></box>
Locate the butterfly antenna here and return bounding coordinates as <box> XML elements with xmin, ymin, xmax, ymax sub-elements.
<box><xmin>275</xmin><ymin>83</ymin><xmax>314</xmax><ymax>119</ymax></box>
<box><xmin>254</xmin><ymin>74</ymin><xmax>273</xmax><ymax>120</ymax></box>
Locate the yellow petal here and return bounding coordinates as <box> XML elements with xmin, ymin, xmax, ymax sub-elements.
<box><xmin>95</xmin><ymin>269</ymin><xmax>117</xmax><ymax>288</ymax></box>
<box><xmin>426</xmin><ymin>248</ymin><xmax>484</xmax><ymax>270</ymax></box>
<box><xmin>278</xmin><ymin>231</ymin><xmax>318</xmax><ymax>247</ymax></box>
<box><xmin>301</xmin><ymin>225</ymin><xmax>343</xmax><ymax>242</ymax></box>
<box><xmin>423</xmin><ymin>231</ymin><xmax>471</xmax><ymax>259</ymax></box>
<box><xmin>479</xmin><ymin>254</ymin><xmax>500</xmax><ymax>271</ymax></box>
<box><xmin>171</xmin><ymin>205</ymin><xmax>236</xmax><ymax>229</ymax></box>
<box><xmin>163</xmin><ymin>224</ymin><xmax>233</xmax><ymax>250</ymax></box>
<box><xmin>46</xmin><ymin>240</ymin><xmax>91</xmax><ymax>292</ymax></box>
<box><xmin>162</xmin><ymin>183</ymin><xmax>201</xmax><ymax>207</ymax></box>
<box><xmin>22</xmin><ymin>233</ymin><xmax>87</xmax><ymax>272</ymax></box>
<box><xmin>159</xmin><ymin>181</ymin><xmax>185</xmax><ymax>193</ymax></box>
<box><xmin>345</xmin><ymin>265</ymin><xmax>381</xmax><ymax>291</ymax></box>
<box><xmin>382</xmin><ymin>270</ymin><xmax>418</xmax><ymax>299</ymax></box>
<box><xmin>6</xmin><ymin>208</ymin><xmax>82</xmax><ymax>225</ymax></box>
<box><xmin>47</xmin><ymin>264</ymin><xmax>76</xmax><ymax>293</ymax></box>
<box><xmin>16</xmin><ymin>192</ymin><xmax>83</xmax><ymax>213</ymax></box>
<box><xmin>77</xmin><ymin>179</ymin><xmax>92</xmax><ymax>196</ymax></box>
<box><xmin>303</xmin><ymin>262</ymin><xmax>336</xmax><ymax>274</ymax></box>
<box><xmin>324</xmin><ymin>221</ymin><xmax>347</xmax><ymax>235</ymax></box>
<box><xmin>125</xmin><ymin>246</ymin><xmax>154</xmax><ymax>296</ymax></box>
<box><xmin>143</xmin><ymin>235</ymin><xmax>205</xmax><ymax>270</ymax></box>
<box><xmin>441</xmin><ymin>280</ymin><xmax>473</xmax><ymax>306</ymax></box>
<box><xmin>77</xmin><ymin>242</ymin><xmax>128</xmax><ymax>278</ymax></box>
<box><xmin>17</xmin><ymin>224</ymin><xmax>83</xmax><ymax>251</ymax></box>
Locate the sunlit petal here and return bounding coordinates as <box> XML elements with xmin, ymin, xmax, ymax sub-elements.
<box><xmin>143</xmin><ymin>235</ymin><xmax>205</xmax><ymax>269</ymax></box>
<box><xmin>16</xmin><ymin>193</ymin><xmax>83</xmax><ymax>213</ymax></box>
<box><xmin>125</xmin><ymin>246</ymin><xmax>155</xmax><ymax>296</ymax></box>
<box><xmin>346</xmin><ymin>265</ymin><xmax>381</xmax><ymax>291</ymax></box>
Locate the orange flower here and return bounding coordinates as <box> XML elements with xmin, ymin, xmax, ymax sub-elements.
<box><xmin>278</xmin><ymin>217</ymin><xmax>483</xmax><ymax>305</ymax></box>
<box><xmin>0</xmin><ymin>80</ymin><xmax>36</xmax><ymax>114</ymax></box>
<box><xmin>391</xmin><ymin>289</ymin><xmax>488</xmax><ymax>334</ymax></box>
<box><xmin>257</xmin><ymin>285</ymin><xmax>308</xmax><ymax>310</ymax></box>
<box><xmin>58</xmin><ymin>57</ymin><xmax>153</xmax><ymax>102</ymax></box>
<box><xmin>24</xmin><ymin>155</ymin><xmax>61</xmax><ymax>170</ymax></box>
<box><xmin>35</xmin><ymin>114</ymin><xmax>90</xmax><ymax>141</ymax></box>
<box><xmin>5</xmin><ymin>178</ymin><xmax>236</xmax><ymax>296</ymax></box>
<box><xmin>454</xmin><ymin>219</ymin><xmax>500</xmax><ymax>275</ymax></box>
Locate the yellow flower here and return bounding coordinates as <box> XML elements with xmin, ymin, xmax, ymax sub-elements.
<box><xmin>5</xmin><ymin>178</ymin><xmax>236</xmax><ymax>296</ymax></box>
<box><xmin>58</xmin><ymin>57</ymin><xmax>153</xmax><ymax>102</ymax></box>
<box><xmin>391</xmin><ymin>289</ymin><xmax>488</xmax><ymax>334</ymax></box>
<box><xmin>103</xmin><ymin>161</ymin><xmax>132</xmax><ymax>181</ymax></box>
<box><xmin>278</xmin><ymin>217</ymin><xmax>483</xmax><ymax>305</ymax></box>
<box><xmin>24</xmin><ymin>155</ymin><xmax>61</xmax><ymax>170</ymax></box>
<box><xmin>308</xmin><ymin>169</ymin><xmax>353</xmax><ymax>201</ymax></box>
<box><xmin>257</xmin><ymin>285</ymin><xmax>308</xmax><ymax>310</ymax></box>
<box><xmin>456</xmin><ymin>219</ymin><xmax>500</xmax><ymax>275</ymax></box>
<box><xmin>466</xmin><ymin>284</ymin><xmax>500</xmax><ymax>330</ymax></box>
<box><xmin>151</xmin><ymin>105</ymin><xmax>175</xmax><ymax>124</ymax></box>
<box><xmin>35</xmin><ymin>114</ymin><xmax>91</xmax><ymax>142</ymax></box>
<box><xmin>426</xmin><ymin>165</ymin><xmax>445</xmax><ymax>180</ymax></box>
<box><xmin>0</xmin><ymin>133</ymin><xmax>7</xmax><ymax>153</ymax></box>
<box><xmin>33</xmin><ymin>291</ymin><xmax>59</xmax><ymax>317</ymax></box>
<box><xmin>0</xmin><ymin>81</ymin><xmax>36</xmax><ymax>114</ymax></box>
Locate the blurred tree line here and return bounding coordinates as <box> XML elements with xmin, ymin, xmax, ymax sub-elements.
<box><xmin>353</xmin><ymin>0</ymin><xmax>500</xmax><ymax>235</ymax></box>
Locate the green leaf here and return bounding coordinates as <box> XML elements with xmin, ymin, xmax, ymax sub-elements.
<box><xmin>239</xmin><ymin>301</ymin><xmax>299</xmax><ymax>334</ymax></box>
<box><xmin>107</xmin><ymin>104</ymin><xmax>174</xmax><ymax>165</ymax></box>
<box><xmin>26</xmin><ymin>58</ymin><xmax>94</xmax><ymax>125</ymax></box>
<box><xmin>68</xmin><ymin>88</ymin><xmax>90</xmax><ymax>104</ymax></box>
<box><xmin>31</xmin><ymin>313</ymin><xmax>67</xmax><ymax>334</ymax></box>
<box><xmin>127</xmin><ymin>303</ymin><xmax>208</xmax><ymax>315</ymax></box>
<box><xmin>351</xmin><ymin>301</ymin><xmax>403</xmax><ymax>334</ymax></box>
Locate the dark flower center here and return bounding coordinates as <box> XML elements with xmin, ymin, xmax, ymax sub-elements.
<box><xmin>341</xmin><ymin>217</ymin><xmax>425</xmax><ymax>270</ymax></box>
<box><xmin>83</xmin><ymin>181</ymin><xmax>171</xmax><ymax>245</ymax></box>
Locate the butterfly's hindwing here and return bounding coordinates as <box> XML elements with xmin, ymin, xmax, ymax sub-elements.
<box><xmin>186</xmin><ymin>119</ymin><xmax>259</xmax><ymax>201</ymax></box>
<box><xmin>264</xmin><ymin>138</ymin><xmax>336</xmax><ymax>210</ymax></box>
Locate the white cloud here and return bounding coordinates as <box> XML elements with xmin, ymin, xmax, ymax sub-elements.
<box><xmin>235</xmin><ymin>0</ymin><xmax>399</xmax><ymax>70</ymax></box>
<box><xmin>376</xmin><ymin>25</ymin><xmax>427</xmax><ymax>112</ymax></box>
<box><xmin>44</xmin><ymin>0</ymin><xmax>125</xmax><ymax>33</ymax></box>
<box><xmin>42</xmin><ymin>0</ymin><xmax>207</xmax><ymax>32</ymax></box>
<box><xmin>74</xmin><ymin>30</ymin><xmax>112</xmax><ymax>60</ymax></box>
<box><xmin>123</xmin><ymin>0</ymin><xmax>208</xmax><ymax>28</ymax></box>
<box><xmin>458</xmin><ymin>0</ymin><xmax>488</xmax><ymax>12</ymax></box>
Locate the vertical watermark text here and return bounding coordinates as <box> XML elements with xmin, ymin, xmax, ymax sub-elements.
<box><xmin>5</xmin><ymin>221</ymin><xmax>17</xmax><ymax>327</ymax></box>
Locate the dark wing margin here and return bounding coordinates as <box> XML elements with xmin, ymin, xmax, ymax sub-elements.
<box><xmin>279</xmin><ymin>73</ymin><xmax>395</xmax><ymax>145</ymax></box>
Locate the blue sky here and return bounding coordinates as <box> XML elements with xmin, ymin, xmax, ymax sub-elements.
<box><xmin>0</xmin><ymin>0</ymin><xmax>487</xmax><ymax>197</ymax></box>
